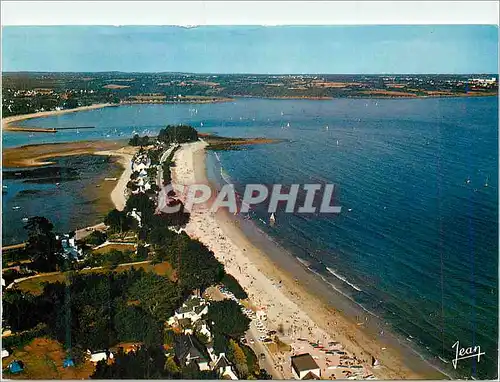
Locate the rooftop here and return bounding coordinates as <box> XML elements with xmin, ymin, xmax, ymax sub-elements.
<box><xmin>291</xmin><ymin>353</ymin><xmax>319</xmax><ymax>373</ymax></box>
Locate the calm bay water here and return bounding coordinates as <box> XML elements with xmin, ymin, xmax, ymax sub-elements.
<box><xmin>2</xmin><ymin>155</ymin><xmax>122</xmax><ymax>245</ymax></box>
<box><xmin>3</xmin><ymin>98</ymin><xmax>498</xmax><ymax>378</ymax></box>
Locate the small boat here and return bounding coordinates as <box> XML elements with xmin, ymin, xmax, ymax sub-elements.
<box><xmin>269</xmin><ymin>213</ymin><xmax>276</xmax><ymax>225</ymax></box>
<box><xmin>325</xmin><ymin>125</ymin><xmax>329</xmax><ymax>131</ymax></box>
<box><xmin>348</xmin><ymin>208</ymin><xmax>352</xmax><ymax>212</ymax></box>
<box><xmin>485</xmin><ymin>177</ymin><xmax>489</xmax><ymax>187</ymax></box>
<box><xmin>336</xmin><ymin>140</ymin><xmax>339</xmax><ymax>146</ymax></box>
<box><xmin>200</xmin><ymin>122</ymin><xmax>204</xmax><ymax>127</ymax></box>
<box><xmin>286</xmin><ymin>122</ymin><xmax>290</xmax><ymax>128</ymax></box>
<box><xmin>466</xmin><ymin>178</ymin><xmax>471</xmax><ymax>184</ymax></box>
<box><xmin>21</xmin><ymin>217</ymin><xmax>29</xmax><ymax>223</ymax></box>
<box><xmin>12</xmin><ymin>206</ymin><xmax>21</xmax><ymax>210</ymax></box>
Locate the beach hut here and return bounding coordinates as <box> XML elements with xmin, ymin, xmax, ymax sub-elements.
<box><xmin>8</xmin><ymin>360</ymin><xmax>24</xmax><ymax>374</ymax></box>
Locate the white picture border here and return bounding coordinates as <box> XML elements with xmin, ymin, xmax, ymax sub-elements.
<box><xmin>1</xmin><ymin>1</ymin><xmax>499</xmax><ymax>26</ymax></box>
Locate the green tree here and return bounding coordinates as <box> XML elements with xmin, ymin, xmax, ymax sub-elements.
<box><xmin>84</xmin><ymin>230</ymin><xmax>107</xmax><ymax>246</ymax></box>
<box><xmin>104</xmin><ymin>209</ymin><xmax>132</xmax><ymax>233</ymax></box>
<box><xmin>125</xmin><ymin>193</ymin><xmax>155</xmax><ymax>225</ymax></box>
<box><xmin>158</xmin><ymin>125</ymin><xmax>198</xmax><ymax>144</ymax></box>
<box><xmin>174</xmin><ymin>233</ymin><xmax>224</xmax><ymax>293</ymax></box>
<box><xmin>24</xmin><ymin>216</ymin><xmax>63</xmax><ymax>272</ymax></box>
<box><xmin>113</xmin><ymin>304</ymin><xmax>163</xmax><ymax>346</ymax></box>
<box><xmin>2</xmin><ymin>290</ymin><xmax>45</xmax><ymax>331</ymax></box>
<box><xmin>207</xmin><ymin>300</ymin><xmax>250</xmax><ymax>338</ymax></box>
<box><xmin>221</xmin><ymin>273</ymin><xmax>248</xmax><ymax>299</ymax></box>
<box><xmin>91</xmin><ymin>346</ymin><xmax>167</xmax><ymax>379</ymax></box>
<box><xmin>127</xmin><ymin>273</ymin><xmax>180</xmax><ymax>321</ymax></box>
<box><xmin>164</xmin><ymin>356</ymin><xmax>181</xmax><ymax>376</ymax></box>
<box><xmin>228</xmin><ymin>339</ymin><xmax>249</xmax><ymax>379</ymax></box>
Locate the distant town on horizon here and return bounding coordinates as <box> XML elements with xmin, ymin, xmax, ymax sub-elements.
<box><xmin>3</xmin><ymin>72</ymin><xmax>498</xmax><ymax>117</ymax></box>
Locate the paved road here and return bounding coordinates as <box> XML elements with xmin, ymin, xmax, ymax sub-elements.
<box><xmin>157</xmin><ymin>144</ymin><xmax>179</xmax><ymax>187</ymax></box>
<box><xmin>246</xmin><ymin>321</ymin><xmax>286</xmax><ymax>379</ymax></box>
<box><xmin>5</xmin><ymin>260</ymin><xmax>152</xmax><ymax>290</ymax></box>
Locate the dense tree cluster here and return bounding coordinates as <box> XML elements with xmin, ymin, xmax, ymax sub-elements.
<box><xmin>24</xmin><ymin>216</ymin><xmax>64</xmax><ymax>272</ymax></box>
<box><xmin>3</xmin><ymin>269</ymin><xmax>179</xmax><ymax>350</ymax></box>
<box><xmin>207</xmin><ymin>300</ymin><xmax>251</xmax><ymax>339</ymax></box>
<box><xmin>158</xmin><ymin>125</ymin><xmax>198</xmax><ymax>144</ymax></box>
<box><xmin>129</xmin><ymin>134</ymin><xmax>151</xmax><ymax>147</ymax></box>
<box><xmin>2</xmin><ymin>126</ymin><xmax>256</xmax><ymax>379</ymax></box>
<box><xmin>91</xmin><ymin>345</ymin><xmax>217</xmax><ymax>379</ymax></box>
<box><xmin>84</xmin><ymin>230</ymin><xmax>107</xmax><ymax>246</ymax></box>
<box><xmin>221</xmin><ymin>273</ymin><xmax>248</xmax><ymax>300</ymax></box>
<box><xmin>104</xmin><ymin>209</ymin><xmax>135</xmax><ymax>233</ymax></box>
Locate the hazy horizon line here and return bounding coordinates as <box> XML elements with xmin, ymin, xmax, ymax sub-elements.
<box><xmin>3</xmin><ymin>71</ymin><xmax>498</xmax><ymax>76</ymax></box>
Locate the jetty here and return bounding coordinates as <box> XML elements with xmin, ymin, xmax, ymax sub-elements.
<box><xmin>5</xmin><ymin>126</ymin><xmax>95</xmax><ymax>133</ymax></box>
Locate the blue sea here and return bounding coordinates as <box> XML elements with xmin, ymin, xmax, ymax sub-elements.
<box><xmin>3</xmin><ymin>98</ymin><xmax>498</xmax><ymax>378</ymax></box>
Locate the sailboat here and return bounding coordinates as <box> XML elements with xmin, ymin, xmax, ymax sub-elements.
<box><xmin>286</xmin><ymin>122</ymin><xmax>290</xmax><ymax>128</ymax></box>
<box><xmin>269</xmin><ymin>213</ymin><xmax>276</xmax><ymax>225</ymax></box>
<box><xmin>336</xmin><ymin>140</ymin><xmax>339</xmax><ymax>146</ymax></box>
<box><xmin>325</xmin><ymin>125</ymin><xmax>329</xmax><ymax>131</ymax></box>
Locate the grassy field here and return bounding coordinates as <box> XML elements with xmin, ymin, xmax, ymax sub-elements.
<box><xmin>92</xmin><ymin>243</ymin><xmax>136</xmax><ymax>254</ymax></box>
<box><xmin>16</xmin><ymin>260</ymin><xmax>175</xmax><ymax>295</ymax></box>
<box><xmin>1</xmin><ymin>337</ymin><xmax>95</xmax><ymax>379</ymax></box>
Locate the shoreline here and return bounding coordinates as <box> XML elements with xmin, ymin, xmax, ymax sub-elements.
<box><xmin>2</xmin><ymin>103</ymin><xmax>116</xmax><ymax>131</ymax></box>
<box><xmin>94</xmin><ymin>148</ymin><xmax>134</xmax><ymax>211</ymax></box>
<box><xmin>3</xmin><ymin>91</ymin><xmax>497</xmax><ymax>132</ymax></box>
<box><xmin>2</xmin><ymin>140</ymin><xmax>129</xmax><ymax>168</ymax></box>
<box><xmin>171</xmin><ymin>141</ymin><xmax>447</xmax><ymax>380</ymax></box>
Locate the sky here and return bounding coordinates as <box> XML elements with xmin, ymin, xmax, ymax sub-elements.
<box><xmin>2</xmin><ymin>25</ymin><xmax>498</xmax><ymax>74</ymax></box>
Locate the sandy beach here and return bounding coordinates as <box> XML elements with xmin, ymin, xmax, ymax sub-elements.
<box><xmin>171</xmin><ymin>141</ymin><xmax>445</xmax><ymax>380</ymax></box>
<box><xmin>3</xmin><ymin>139</ymin><xmax>135</xmax><ymax>212</ymax></box>
<box><xmin>2</xmin><ymin>103</ymin><xmax>115</xmax><ymax>131</ymax></box>
<box><xmin>95</xmin><ymin>147</ymin><xmax>135</xmax><ymax>211</ymax></box>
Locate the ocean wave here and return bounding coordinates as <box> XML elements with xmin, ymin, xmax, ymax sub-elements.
<box><xmin>295</xmin><ymin>256</ymin><xmax>311</xmax><ymax>268</ymax></box>
<box><xmin>326</xmin><ymin>267</ymin><xmax>363</xmax><ymax>292</ymax></box>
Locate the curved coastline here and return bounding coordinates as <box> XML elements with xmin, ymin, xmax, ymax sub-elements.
<box><xmin>170</xmin><ymin>141</ymin><xmax>449</xmax><ymax>380</ymax></box>
<box><xmin>2</xmin><ymin>101</ymin><xmax>491</xmax><ymax>379</ymax></box>
<box><xmin>2</xmin><ymin>103</ymin><xmax>116</xmax><ymax>131</ymax></box>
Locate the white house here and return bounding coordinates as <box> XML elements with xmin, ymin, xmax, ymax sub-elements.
<box><xmin>194</xmin><ymin>320</ymin><xmax>212</xmax><ymax>342</ymax></box>
<box><xmin>213</xmin><ymin>353</ymin><xmax>238</xmax><ymax>380</ymax></box>
<box><xmin>174</xmin><ymin>334</ymin><xmax>210</xmax><ymax>371</ymax></box>
<box><xmin>128</xmin><ymin>208</ymin><xmax>143</xmax><ymax>227</ymax></box>
<box><xmin>291</xmin><ymin>354</ymin><xmax>321</xmax><ymax>380</ymax></box>
<box><xmin>87</xmin><ymin>350</ymin><xmax>114</xmax><ymax>363</ymax></box>
<box><xmin>58</xmin><ymin>233</ymin><xmax>84</xmax><ymax>261</ymax></box>
<box><xmin>168</xmin><ymin>295</ymin><xmax>209</xmax><ymax>326</ymax></box>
